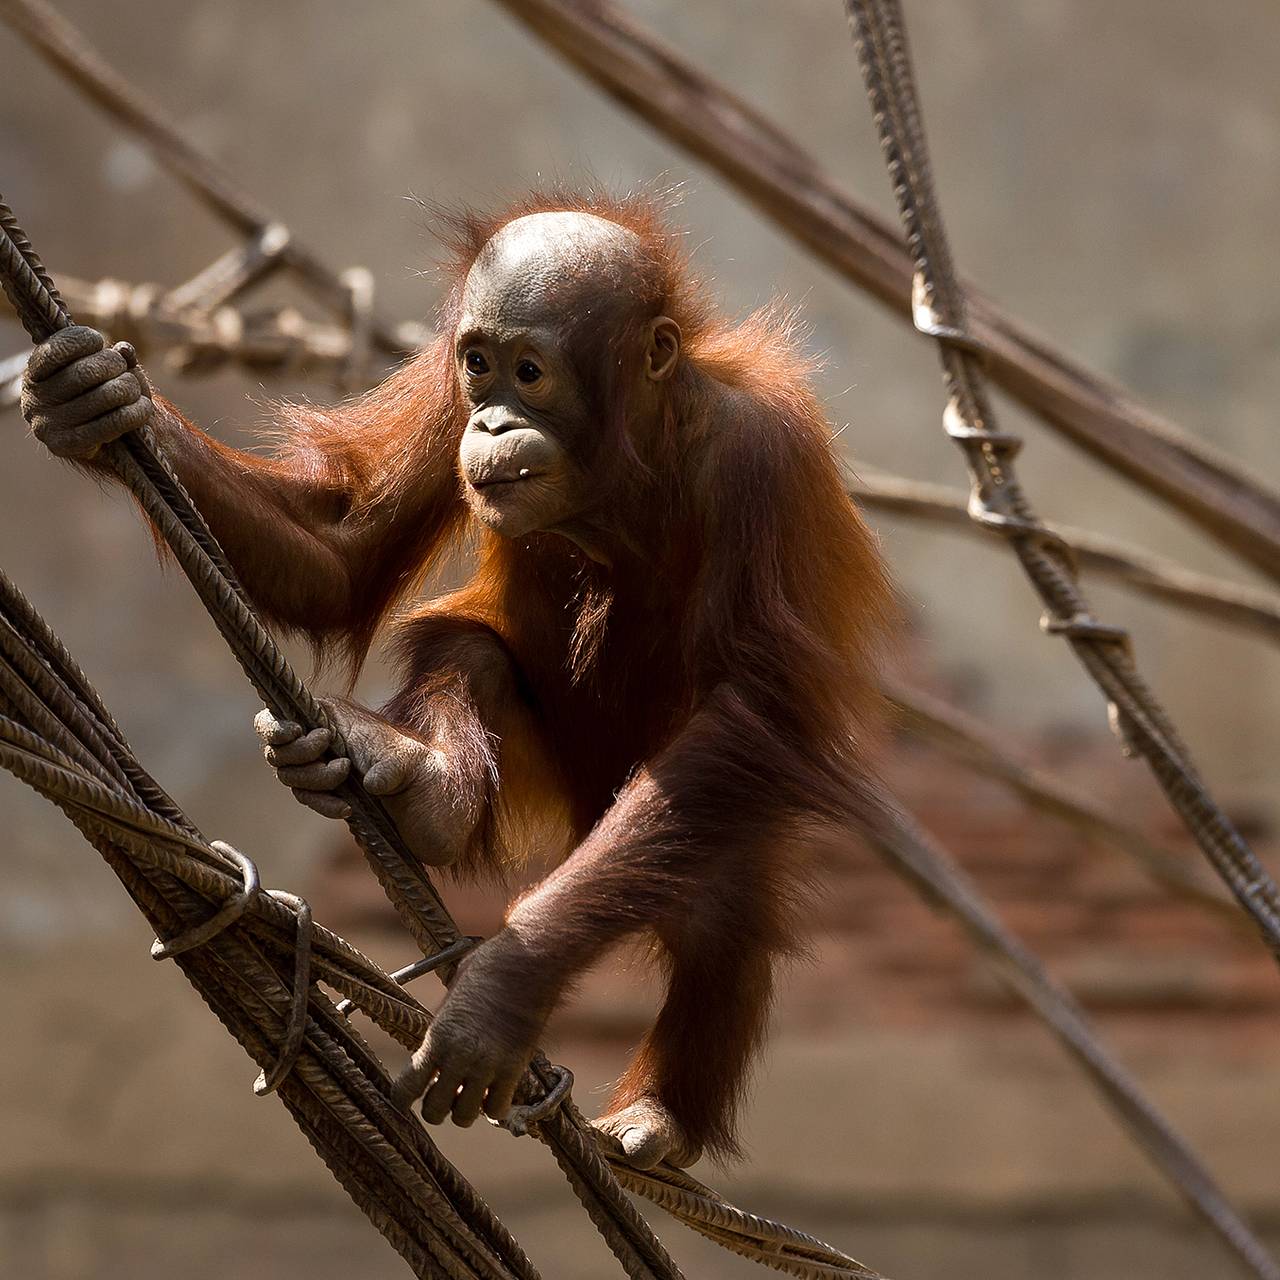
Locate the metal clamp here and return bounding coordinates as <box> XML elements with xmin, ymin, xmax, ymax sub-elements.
<box><xmin>149</xmin><ymin>840</ymin><xmax>313</xmax><ymax>1097</ymax></box>
<box><xmin>151</xmin><ymin>839</ymin><xmax>258</xmax><ymax>959</ymax></box>
<box><xmin>253</xmin><ymin>890</ymin><xmax>313</xmax><ymax>1096</ymax></box>
<box><xmin>493</xmin><ymin>1063</ymin><xmax>574</xmax><ymax>1138</ymax></box>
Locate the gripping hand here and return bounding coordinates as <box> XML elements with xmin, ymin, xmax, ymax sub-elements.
<box><xmin>253</xmin><ymin>699</ymin><xmax>477</xmax><ymax>866</ymax></box>
<box><xmin>22</xmin><ymin>326</ymin><xmax>153</xmax><ymax>459</ymax></box>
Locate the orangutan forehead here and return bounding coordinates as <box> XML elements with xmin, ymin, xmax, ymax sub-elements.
<box><xmin>460</xmin><ymin>212</ymin><xmax>654</xmax><ymax>332</ymax></box>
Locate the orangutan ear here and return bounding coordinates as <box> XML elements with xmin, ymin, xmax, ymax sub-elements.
<box><xmin>644</xmin><ymin>316</ymin><xmax>681</xmax><ymax>382</ymax></box>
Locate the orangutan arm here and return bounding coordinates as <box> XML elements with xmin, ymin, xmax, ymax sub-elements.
<box><xmin>22</xmin><ymin>324</ymin><xmax>465</xmax><ymax>645</ymax></box>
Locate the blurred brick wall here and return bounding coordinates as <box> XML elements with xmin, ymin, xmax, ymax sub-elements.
<box><xmin>312</xmin><ymin>712</ymin><xmax>1280</xmax><ymax>1045</ymax></box>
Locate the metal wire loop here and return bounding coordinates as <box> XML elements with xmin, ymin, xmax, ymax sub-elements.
<box><xmin>910</xmin><ymin>274</ymin><xmax>990</xmax><ymax>362</ymax></box>
<box><xmin>334</xmin><ymin>935</ymin><xmax>481</xmax><ymax>1017</ymax></box>
<box><xmin>494</xmin><ymin>1064</ymin><xmax>575</xmax><ymax>1139</ymax></box>
<box><xmin>1041</xmin><ymin>612</ymin><xmax>1132</xmax><ymax>648</ymax></box>
<box><xmin>150</xmin><ymin>839</ymin><xmax>259</xmax><ymax>959</ymax></box>
<box><xmin>253</xmin><ymin>890</ymin><xmax>314</xmax><ymax>1096</ymax></box>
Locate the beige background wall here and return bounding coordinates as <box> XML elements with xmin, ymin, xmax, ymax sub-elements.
<box><xmin>1</xmin><ymin>3</ymin><xmax>1277</xmax><ymax>1277</ymax></box>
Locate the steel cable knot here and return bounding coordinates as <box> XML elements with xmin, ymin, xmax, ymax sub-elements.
<box><xmin>150</xmin><ymin>838</ymin><xmax>259</xmax><ymax>959</ymax></box>
<box><xmin>148</xmin><ymin>839</ymin><xmax>313</xmax><ymax>1096</ymax></box>
<box><xmin>493</xmin><ymin>1062</ymin><xmax>575</xmax><ymax>1139</ymax></box>
<box><xmin>253</xmin><ymin>888</ymin><xmax>314</xmax><ymax>1096</ymax></box>
<box><xmin>1040</xmin><ymin>612</ymin><xmax>1132</xmax><ymax>648</ymax></box>
<box><xmin>1040</xmin><ymin>614</ymin><xmax>1138</xmax><ymax>755</ymax></box>
<box><xmin>910</xmin><ymin>272</ymin><xmax>989</xmax><ymax>362</ymax></box>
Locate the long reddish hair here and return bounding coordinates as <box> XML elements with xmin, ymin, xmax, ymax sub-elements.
<box><xmin>224</xmin><ymin>187</ymin><xmax>900</xmax><ymax>1159</ymax></box>
<box><xmin>268</xmin><ymin>187</ymin><xmax>895</xmax><ymax>761</ymax></box>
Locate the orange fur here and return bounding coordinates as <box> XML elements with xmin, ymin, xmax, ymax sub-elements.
<box><xmin>149</xmin><ymin>187</ymin><xmax>897</xmax><ymax>1158</ymax></box>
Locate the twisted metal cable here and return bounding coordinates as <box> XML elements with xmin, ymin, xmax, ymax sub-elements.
<box><xmin>14</xmin><ymin>782</ymin><xmax>537</xmax><ymax>1276</ymax></box>
<box><xmin>604</xmin><ymin>1145</ymin><xmax>883</xmax><ymax>1279</ymax></box>
<box><xmin>843</xmin><ymin>4</ymin><xmax>1280</xmax><ymax>1275</ymax></box>
<box><xmin>0</xmin><ymin>558</ymin><xmax>896</xmax><ymax>1279</ymax></box>
<box><xmin>0</xmin><ymin>199</ymin><xmax>65</xmax><ymax>334</ymax></box>
<box><xmin>0</xmin><ymin>577</ymin><xmax>541</xmax><ymax>1280</ymax></box>
<box><xmin>841</xmin><ymin>0</ymin><xmax>1280</xmax><ymax>960</ymax></box>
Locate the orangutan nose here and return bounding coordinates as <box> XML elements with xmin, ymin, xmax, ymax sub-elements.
<box><xmin>470</xmin><ymin>408</ymin><xmax>528</xmax><ymax>436</ymax></box>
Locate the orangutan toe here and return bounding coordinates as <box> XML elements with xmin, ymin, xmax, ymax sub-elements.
<box><xmin>594</xmin><ymin>1098</ymin><xmax>701</xmax><ymax>1170</ymax></box>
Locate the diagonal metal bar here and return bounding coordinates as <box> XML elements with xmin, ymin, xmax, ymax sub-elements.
<box><xmin>883</xmin><ymin>677</ymin><xmax>1240</xmax><ymax>919</ymax></box>
<box><xmin>851</xmin><ymin>469</ymin><xmax>1280</xmax><ymax>645</ymax></box>
<box><xmin>0</xmin><ymin>0</ymin><xmax>413</xmax><ymax>358</ymax></box>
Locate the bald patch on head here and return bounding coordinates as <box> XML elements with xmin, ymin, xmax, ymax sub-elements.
<box><xmin>461</xmin><ymin>211</ymin><xmax>656</xmax><ymax>335</ymax></box>
<box><xmin>484</xmin><ymin>210</ymin><xmax>641</xmax><ymax>263</ymax></box>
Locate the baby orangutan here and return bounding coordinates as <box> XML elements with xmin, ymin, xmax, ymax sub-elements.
<box><xmin>22</xmin><ymin>191</ymin><xmax>895</xmax><ymax>1169</ymax></box>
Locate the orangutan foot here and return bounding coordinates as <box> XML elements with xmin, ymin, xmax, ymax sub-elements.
<box><xmin>593</xmin><ymin>1097</ymin><xmax>702</xmax><ymax>1170</ymax></box>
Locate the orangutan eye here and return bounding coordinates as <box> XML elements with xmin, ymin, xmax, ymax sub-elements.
<box><xmin>515</xmin><ymin>359</ymin><xmax>543</xmax><ymax>385</ymax></box>
<box><xmin>464</xmin><ymin>350</ymin><xmax>489</xmax><ymax>377</ymax></box>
